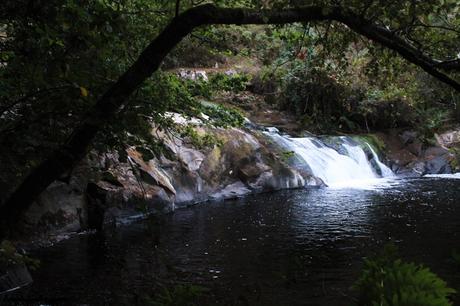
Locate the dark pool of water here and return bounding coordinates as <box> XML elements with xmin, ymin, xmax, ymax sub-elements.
<box><xmin>5</xmin><ymin>178</ymin><xmax>460</xmax><ymax>305</ymax></box>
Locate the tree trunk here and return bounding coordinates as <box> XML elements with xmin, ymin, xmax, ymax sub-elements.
<box><xmin>1</xmin><ymin>4</ymin><xmax>459</xmax><ymax>238</ymax></box>
<box><xmin>175</xmin><ymin>0</ymin><xmax>181</xmax><ymax>17</ymax></box>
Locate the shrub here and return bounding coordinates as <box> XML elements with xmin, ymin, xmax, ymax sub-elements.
<box><xmin>415</xmin><ymin>107</ymin><xmax>452</xmax><ymax>142</ymax></box>
<box><xmin>179</xmin><ymin>125</ymin><xmax>222</xmax><ymax>149</ymax></box>
<box><xmin>354</xmin><ymin>244</ymin><xmax>456</xmax><ymax>306</ymax></box>
<box><xmin>200</xmin><ymin>103</ymin><xmax>245</xmax><ymax>128</ymax></box>
<box><xmin>281</xmin><ymin>67</ymin><xmax>348</xmax><ymax>118</ymax></box>
<box><xmin>209</xmin><ymin>73</ymin><xmax>250</xmax><ymax>92</ymax></box>
<box><xmin>355</xmin><ymin>96</ymin><xmax>417</xmax><ymax>130</ymax></box>
<box><xmin>182</xmin><ymin>78</ymin><xmax>213</xmax><ymax>99</ymax></box>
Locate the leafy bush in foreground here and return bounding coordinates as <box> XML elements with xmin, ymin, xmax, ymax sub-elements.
<box><xmin>354</xmin><ymin>244</ymin><xmax>455</xmax><ymax>306</ymax></box>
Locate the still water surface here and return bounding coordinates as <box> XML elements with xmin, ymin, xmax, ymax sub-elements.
<box><xmin>7</xmin><ymin>177</ymin><xmax>460</xmax><ymax>305</ymax></box>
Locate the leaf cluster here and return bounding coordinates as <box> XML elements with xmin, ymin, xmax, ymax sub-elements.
<box><xmin>354</xmin><ymin>244</ymin><xmax>456</xmax><ymax>306</ymax></box>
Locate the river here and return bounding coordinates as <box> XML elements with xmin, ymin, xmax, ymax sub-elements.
<box><xmin>5</xmin><ymin>176</ymin><xmax>460</xmax><ymax>305</ymax></box>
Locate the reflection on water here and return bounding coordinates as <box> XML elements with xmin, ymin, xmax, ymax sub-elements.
<box><xmin>7</xmin><ymin>178</ymin><xmax>460</xmax><ymax>305</ymax></box>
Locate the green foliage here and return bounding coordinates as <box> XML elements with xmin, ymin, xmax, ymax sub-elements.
<box><xmin>280</xmin><ymin>62</ymin><xmax>352</xmax><ymax>132</ymax></box>
<box><xmin>142</xmin><ymin>284</ymin><xmax>208</xmax><ymax>306</ymax></box>
<box><xmin>245</xmin><ymin>1</ymin><xmax>460</xmax><ymax>135</ymax></box>
<box><xmin>179</xmin><ymin>125</ymin><xmax>222</xmax><ymax>149</ymax></box>
<box><xmin>281</xmin><ymin>150</ymin><xmax>295</xmax><ymax>161</ymax></box>
<box><xmin>200</xmin><ymin>103</ymin><xmax>245</xmax><ymax>128</ymax></box>
<box><xmin>0</xmin><ymin>0</ymin><xmax>184</xmax><ymax>198</ymax></box>
<box><xmin>209</xmin><ymin>73</ymin><xmax>251</xmax><ymax>92</ymax></box>
<box><xmin>0</xmin><ymin>240</ymin><xmax>40</xmax><ymax>271</ymax></box>
<box><xmin>415</xmin><ymin>107</ymin><xmax>451</xmax><ymax>142</ymax></box>
<box><xmin>96</xmin><ymin>71</ymin><xmax>201</xmax><ymax>155</ymax></box>
<box><xmin>354</xmin><ymin>244</ymin><xmax>456</xmax><ymax>306</ymax></box>
<box><xmin>182</xmin><ymin>78</ymin><xmax>213</xmax><ymax>99</ymax></box>
<box><xmin>353</xmin><ymin>134</ymin><xmax>386</xmax><ymax>155</ymax></box>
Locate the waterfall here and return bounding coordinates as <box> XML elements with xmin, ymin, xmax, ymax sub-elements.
<box><xmin>266</xmin><ymin>131</ymin><xmax>394</xmax><ymax>188</ymax></box>
<box><xmin>366</xmin><ymin>144</ymin><xmax>394</xmax><ymax>178</ymax></box>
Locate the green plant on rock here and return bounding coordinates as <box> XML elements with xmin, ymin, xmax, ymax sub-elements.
<box><xmin>179</xmin><ymin>125</ymin><xmax>222</xmax><ymax>150</ymax></box>
<box><xmin>280</xmin><ymin>150</ymin><xmax>295</xmax><ymax>161</ymax></box>
<box><xmin>353</xmin><ymin>134</ymin><xmax>386</xmax><ymax>155</ymax></box>
<box><xmin>200</xmin><ymin>103</ymin><xmax>245</xmax><ymax>128</ymax></box>
<box><xmin>209</xmin><ymin>72</ymin><xmax>250</xmax><ymax>92</ymax></box>
<box><xmin>354</xmin><ymin>244</ymin><xmax>456</xmax><ymax>306</ymax></box>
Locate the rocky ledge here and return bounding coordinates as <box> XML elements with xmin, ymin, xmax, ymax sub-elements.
<box><xmin>375</xmin><ymin>128</ymin><xmax>460</xmax><ymax>176</ymax></box>
<box><xmin>20</xmin><ymin>123</ymin><xmax>320</xmax><ymax>242</ymax></box>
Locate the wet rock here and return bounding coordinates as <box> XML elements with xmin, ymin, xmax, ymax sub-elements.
<box><xmin>321</xmin><ymin>137</ymin><xmax>349</xmax><ymax>156</ymax></box>
<box><xmin>376</xmin><ymin>129</ymin><xmax>457</xmax><ymax>176</ymax></box>
<box><xmin>170</xmin><ymin>168</ymin><xmax>205</xmax><ymax>205</ymax></box>
<box><xmin>303</xmin><ymin>175</ymin><xmax>326</xmax><ymax>187</ymax></box>
<box><xmin>406</xmin><ymin>141</ymin><xmax>423</xmax><ymax>157</ymax></box>
<box><xmin>400</xmin><ymin>130</ymin><xmax>418</xmax><ymax>144</ymax></box>
<box><xmin>399</xmin><ymin>161</ymin><xmax>426</xmax><ymax>176</ymax></box>
<box><xmin>425</xmin><ymin>156</ymin><xmax>452</xmax><ymax>174</ymax></box>
<box><xmin>424</xmin><ymin>146</ymin><xmax>449</xmax><ymax>159</ymax></box>
<box><xmin>210</xmin><ymin>181</ymin><xmax>251</xmax><ymax>200</ymax></box>
<box><xmin>165</xmin><ymin>136</ymin><xmax>205</xmax><ymax>172</ymax></box>
<box><xmin>127</xmin><ymin>148</ymin><xmax>176</xmax><ymax>195</ymax></box>
<box><xmin>368</xmin><ymin>157</ymin><xmax>382</xmax><ymax>176</ymax></box>
<box><xmin>238</xmin><ymin>162</ymin><xmax>271</xmax><ymax>183</ymax></box>
<box><xmin>390</xmin><ymin>162</ymin><xmax>400</xmax><ymax>173</ymax></box>
<box><xmin>23</xmin><ymin>181</ymin><xmax>86</xmax><ymax>234</ymax></box>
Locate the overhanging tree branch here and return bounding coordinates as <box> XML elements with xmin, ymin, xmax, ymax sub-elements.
<box><xmin>434</xmin><ymin>58</ymin><xmax>460</xmax><ymax>71</ymax></box>
<box><xmin>1</xmin><ymin>3</ymin><xmax>459</xmax><ymax>237</ymax></box>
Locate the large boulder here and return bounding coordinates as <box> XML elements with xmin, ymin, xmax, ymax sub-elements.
<box><xmin>425</xmin><ymin>156</ymin><xmax>452</xmax><ymax>174</ymax></box>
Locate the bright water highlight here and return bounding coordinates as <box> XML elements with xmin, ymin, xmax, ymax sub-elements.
<box><xmin>265</xmin><ymin>131</ymin><xmax>395</xmax><ymax>188</ymax></box>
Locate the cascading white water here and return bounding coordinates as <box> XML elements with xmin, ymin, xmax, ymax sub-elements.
<box><xmin>266</xmin><ymin>131</ymin><xmax>394</xmax><ymax>188</ymax></box>
<box><xmin>366</xmin><ymin>144</ymin><xmax>394</xmax><ymax>178</ymax></box>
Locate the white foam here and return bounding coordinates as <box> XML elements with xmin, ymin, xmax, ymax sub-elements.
<box><xmin>424</xmin><ymin>173</ymin><xmax>460</xmax><ymax>179</ymax></box>
<box><xmin>265</xmin><ymin>131</ymin><xmax>395</xmax><ymax>189</ymax></box>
